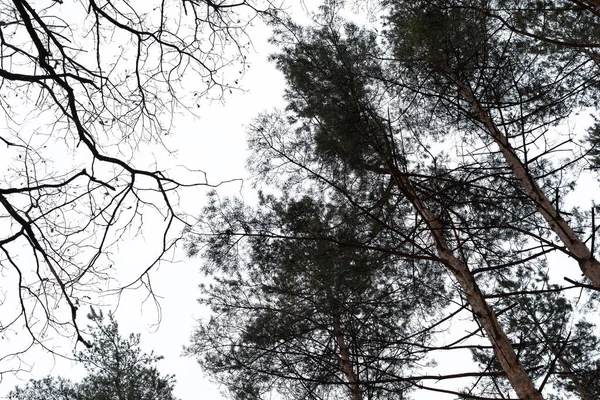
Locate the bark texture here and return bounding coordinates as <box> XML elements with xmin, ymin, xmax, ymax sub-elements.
<box><xmin>332</xmin><ymin>316</ymin><xmax>363</xmax><ymax>400</ymax></box>
<box><xmin>390</xmin><ymin>168</ymin><xmax>545</xmax><ymax>400</ymax></box>
<box><xmin>445</xmin><ymin>69</ymin><xmax>600</xmax><ymax>288</ymax></box>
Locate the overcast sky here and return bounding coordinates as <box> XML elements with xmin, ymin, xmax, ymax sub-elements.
<box><xmin>1</xmin><ymin>1</ymin><xmax>597</xmax><ymax>399</ymax></box>
<box><xmin>0</xmin><ymin>5</ymin><xmax>285</xmax><ymax>398</ymax></box>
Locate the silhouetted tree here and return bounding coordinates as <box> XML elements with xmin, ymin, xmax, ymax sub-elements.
<box><xmin>9</xmin><ymin>308</ymin><xmax>177</xmax><ymax>400</ymax></box>
<box><xmin>187</xmin><ymin>192</ymin><xmax>449</xmax><ymax>400</ymax></box>
<box><xmin>0</xmin><ymin>0</ymin><xmax>280</xmax><ymax>367</ymax></box>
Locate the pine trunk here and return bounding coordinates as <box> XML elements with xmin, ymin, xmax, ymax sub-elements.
<box><xmin>444</xmin><ymin>68</ymin><xmax>600</xmax><ymax>288</ymax></box>
<box><xmin>332</xmin><ymin>316</ymin><xmax>363</xmax><ymax>400</ymax></box>
<box><xmin>390</xmin><ymin>169</ymin><xmax>545</xmax><ymax>400</ymax></box>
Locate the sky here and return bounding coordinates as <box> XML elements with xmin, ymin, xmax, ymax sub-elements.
<box><xmin>0</xmin><ymin>1</ymin><xmax>597</xmax><ymax>400</ymax></box>
<box><xmin>0</xmin><ymin>2</ymin><xmax>285</xmax><ymax>398</ymax></box>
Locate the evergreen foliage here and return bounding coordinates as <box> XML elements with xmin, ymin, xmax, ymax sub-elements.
<box><xmin>185</xmin><ymin>1</ymin><xmax>600</xmax><ymax>399</ymax></box>
<box><xmin>8</xmin><ymin>309</ymin><xmax>177</xmax><ymax>400</ymax></box>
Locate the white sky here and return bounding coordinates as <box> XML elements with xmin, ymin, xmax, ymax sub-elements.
<box><xmin>0</xmin><ymin>1</ymin><xmax>597</xmax><ymax>399</ymax></box>
<box><xmin>0</xmin><ymin>3</ymin><xmax>285</xmax><ymax>397</ymax></box>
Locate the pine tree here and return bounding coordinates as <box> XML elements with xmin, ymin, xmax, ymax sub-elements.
<box><xmin>186</xmin><ymin>192</ymin><xmax>448</xmax><ymax>400</ymax></box>
<box><xmin>186</xmin><ymin>3</ymin><xmax>600</xmax><ymax>399</ymax></box>
<box><xmin>8</xmin><ymin>309</ymin><xmax>177</xmax><ymax>400</ymax></box>
<box><xmin>386</xmin><ymin>0</ymin><xmax>600</xmax><ymax>287</ymax></box>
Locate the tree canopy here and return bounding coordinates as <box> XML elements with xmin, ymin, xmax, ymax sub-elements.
<box><xmin>0</xmin><ymin>0</ymin><xmax>278</xmax><ymax>366</ymax></box>
<box><xmin>8</xmin><ymin>308</ymin><xmax>177</xmax><ymax>400</ymax></box>
<box><xmin>3</xmin><ymin>0</ymin><xmax>600</xmax><ymax>399</ymax></box>
<box><xmin>185</xmin><ymin>2</ymin><xmax>600</xmax><ymax>399</ymax></box>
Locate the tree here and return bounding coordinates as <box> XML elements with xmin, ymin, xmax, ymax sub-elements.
<box><xmin>186</xmin><ymin>192</ymin><xmax>448</xmax><ymax>400</ymax></box>
<box><xmin>456</xmin><ymin>0</ymin><xmax>600</xmax><ymax>68</ymax></box>
<box><xmin>463</xmin><ymin>265</ymin><xmax>600</xmax><ymax>399</ymax></box>
<box><xmin>0</xmin><ymin>0</ymin><xmax>280</xmax><ymax>368</ymax></box>
<box><xmin>185</xmin><ymin>12</ymin><xmax>530</xmax><ymax>399</ymax></box>
<box><xmin>386</xmin><ymin>0</ymin><xmax>600</xmax><ymax>288</ymax></box>
<box><xmin>8</xmin><ymin>307</ymin><xmax>177</xmax><ymax>400</ymax></box>
<box><xmin>425</xmin><ymin>0</ymin><xmax>600</xmax><ymax>186</ymax></box>
<box><xmin>6</xmin><ymin>377</ymin><xmax>79</xmax><ymax>400</ymax></box>
<box><xmin>186</xmin><ymin>4</ymin><xmax>600</xmax><ymax>399</ymax></box>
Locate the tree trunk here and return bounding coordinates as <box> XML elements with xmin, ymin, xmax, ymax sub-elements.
<box><xmin>390</xmin><ymin>168</ymin><xmax>545</xmax><ymax>400</ymax></box>
<box><xmin>444</xmin><ymin>68</ymin><xmax>600</xmax><ymax>288</ymax></box>
<box><xmin>332</xmin><ymin>316</ymin><xmax>363</xmax><ymax>400</ymax></box>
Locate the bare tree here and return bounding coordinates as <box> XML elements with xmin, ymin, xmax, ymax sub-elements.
<box><xmin>0</xmin><ymin>0</ymin><xmax>279</xmax><ymax>375</ymax></box>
